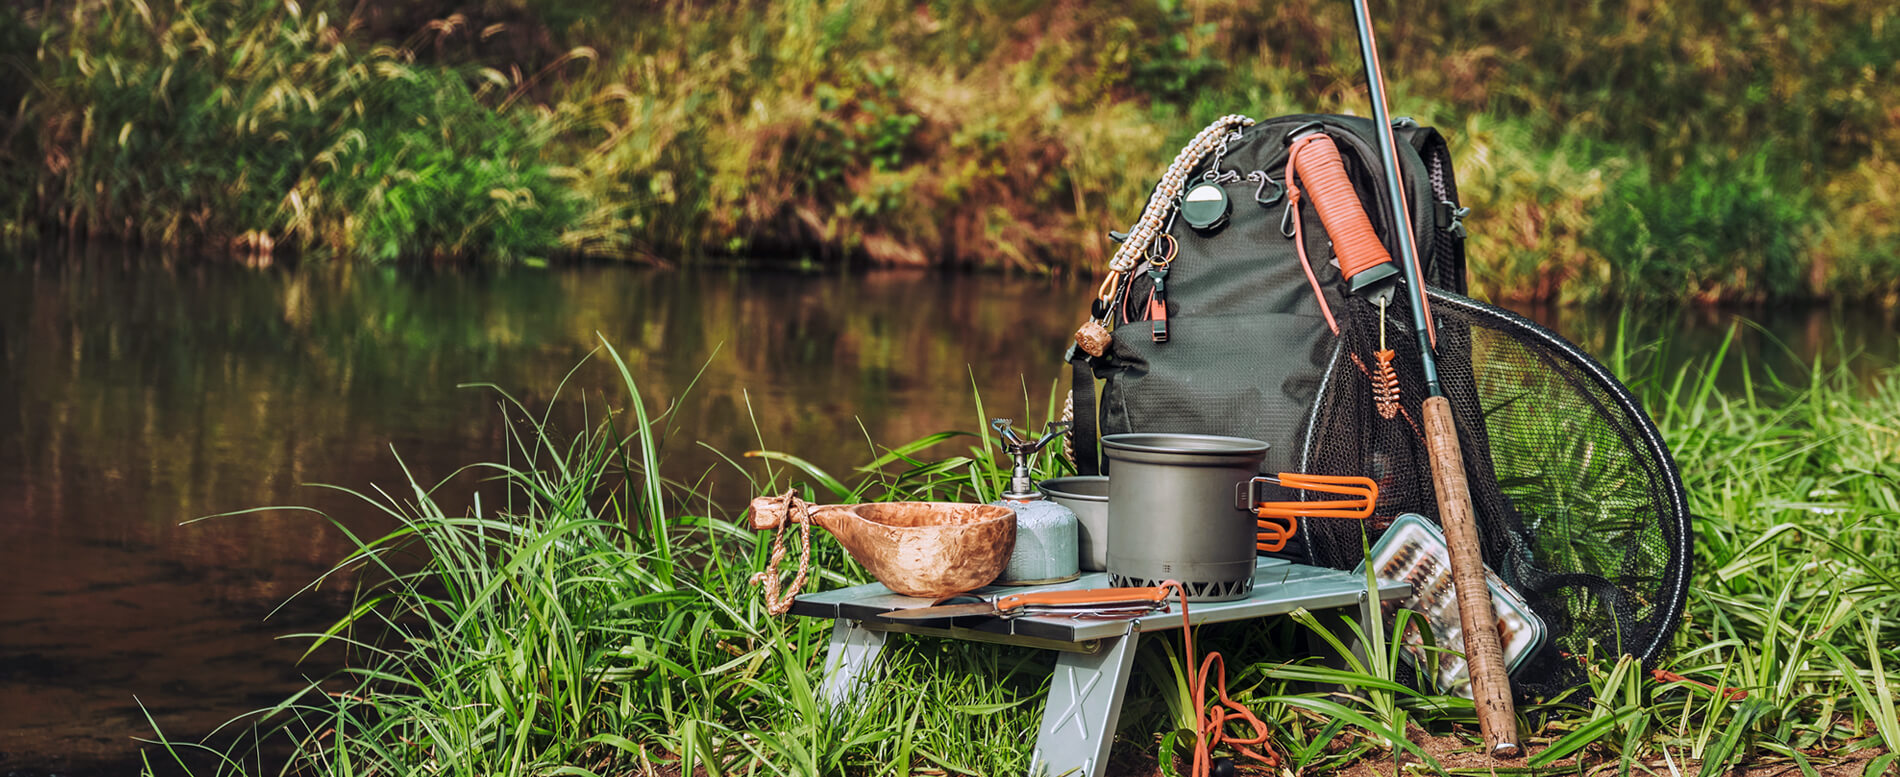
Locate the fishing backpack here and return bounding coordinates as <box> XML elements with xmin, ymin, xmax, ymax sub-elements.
<box><xmin>1067</xmin><ymin>113</ymin><xmax>1468</xmax><ymax>480</ymax></box>
<box><xmin>1066</xmin><ymin>114</ymin><xmax>1692</xmax><ymax>696</ymax></box>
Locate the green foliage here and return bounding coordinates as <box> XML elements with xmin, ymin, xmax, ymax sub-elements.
<box><xmin>0</xmin><ymin>5</ymin><xmax>35</xmax><ymax>227</ymax></box>
<box><xmin>1590</xmin><ymin>152</ymin><xmax>1812</xmax><ymax>304</ymax></box>
<box><xmin>801</xmin><ymin>67</ymin><xmax>923</xmax><ymax>206</ymax></box>
<box><xmin>143</xmin><ymin>335</ymin><xmax>1900</xmax><ymax>775</ymax></box>
<box><xmin>8</xmin><ymin>0</ymin><xmax>1900</xmax><ymax>286</ymax></box>
<box><xmin>1112</xmin><ymin>0</ymin><xmax>1228</xmax><ymax>105</ymax></box>
<box><xmin>319</xmin><ymin>66</ymin><xmax>577</xmax><ymax>262</ymax></box>
<box><xmin>19</xmin><ymin>0</ymin><xmax>574</xmax><ymax>262</ymax></box>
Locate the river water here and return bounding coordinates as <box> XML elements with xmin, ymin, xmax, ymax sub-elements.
<box><xmin>1</xmin><ymin>242</ymin><xmax>1894</xmax><ymax>774</ymax></box>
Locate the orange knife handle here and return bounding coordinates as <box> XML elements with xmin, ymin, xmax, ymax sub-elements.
<box><xmin>995</xmin><ymin>586</ymin><xmax>1170</xmax><ymax>611</ymax></box>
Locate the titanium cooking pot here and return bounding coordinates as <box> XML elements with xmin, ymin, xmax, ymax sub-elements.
<box><xmin>1038</xmin><ymin>475</ymin><xmax>1109</xmax><ymax>572</ymax></box>
<box><xmin>1102</xmin><ymin>433</ymin><xmax>1269</xmax><ymax>601</ymax></box>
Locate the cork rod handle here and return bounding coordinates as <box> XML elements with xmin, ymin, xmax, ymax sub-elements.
<box><xmin>1422</xmin><ymin>396</ymin><xmax>1520</xmax><ymax>757</ymax></box>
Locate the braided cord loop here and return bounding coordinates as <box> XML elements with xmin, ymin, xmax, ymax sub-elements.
<box><xmin>1106</xmin><ymin>114</ymin><xmax>1256</xmax><ymax>274</ymax></box>
<box><xmin>749</xmin><ymin>491</ymin><xmax>814</xmax><ymax>616</ymax></box>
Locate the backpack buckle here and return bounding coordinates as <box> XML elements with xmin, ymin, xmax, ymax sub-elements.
<box><xmin>1435</xmin><ymin>199</ymin><xmax>1470</xmax><ymax>239</ymax></box>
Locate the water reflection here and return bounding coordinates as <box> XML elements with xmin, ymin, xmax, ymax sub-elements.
<box><xmin>0</xmin><ymin>245</ymin><xmax>1098</xmax><ymax>772</ymax></box>
<box><xmin>1</xmin><ymin>242</ymin><xmax>1893</xmax><ymax>772</ymax></box>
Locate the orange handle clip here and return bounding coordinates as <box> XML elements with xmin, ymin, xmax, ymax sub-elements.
<box><xmin>1254</xmin><ymin>473</ymin><xmax>1379</xmax><ymax>519</ymax></box>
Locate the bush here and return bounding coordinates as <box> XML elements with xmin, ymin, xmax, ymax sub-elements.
<box><xmin>1588</xmin><ymin>152</ymin><xmax>1811</xmax><ymax>304</ymax></box>
<box><xmin>22</xmin><ymin>0</ymin><xmax>575</xmax><ymax>261</ymax></box>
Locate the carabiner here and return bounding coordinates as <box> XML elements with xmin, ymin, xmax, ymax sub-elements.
<box><xmin>1254</xmin><ymin>174</ymin><xmax>1285</xmax><ymax>208</ymax></box>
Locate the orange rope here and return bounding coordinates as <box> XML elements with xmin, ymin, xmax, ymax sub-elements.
<box><xmin>1284</xmin><ymin>136</ymin><xmax>1340</xmax><ymax>335</ymax></box>
<box><xmin>1160</xmin><ymin>580</ymin><xmax>1281</xmax><ymax>776</ymax></box>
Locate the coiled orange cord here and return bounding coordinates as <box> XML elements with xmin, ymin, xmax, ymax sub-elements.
<box><xmin>1159</xmin><ymin>580</ymin><xmax>1280</xmax><ymax>776</ymax></box>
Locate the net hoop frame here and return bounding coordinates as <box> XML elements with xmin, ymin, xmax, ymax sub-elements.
<box><xmin>1300</xmin><ymin>287</ymin><xmax>1693</xmax><ymax>667</ymax></box>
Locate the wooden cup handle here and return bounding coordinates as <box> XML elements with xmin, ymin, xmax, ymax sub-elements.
<box><xmin>749</xmin><ymin>497</ymin><xmax>791</xmax><ymax>530</ymax></box>
<box><xmin>748</xmin><ymin>497</ymin><xmax>809</xmax><ymax>528</ymax></box>
<box><xmin>749</xmin><ymin>497</ymin><xmax>844</xmax><ymax>531</ymax></box>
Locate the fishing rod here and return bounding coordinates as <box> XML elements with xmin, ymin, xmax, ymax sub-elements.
<box><xmin>1348</xmin><ymin>0</ymin><xmax>1521</xmax><ymax>758</ymax></box>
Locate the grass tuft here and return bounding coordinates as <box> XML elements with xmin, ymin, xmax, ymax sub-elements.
<box><xmin>150</xmin><ymin>332</ymin><xmax>1899</xmax><ymax>775</ymax></box>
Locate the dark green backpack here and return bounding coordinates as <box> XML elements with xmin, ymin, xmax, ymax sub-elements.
<box><xmin>1067</xmin><ymin>113</ymin><xmax>1469</xmax><ymax>479</ymax></box>
<box><xmin>1067</xmin><ymin>116</ymin><xmax>1692</xmax><ymax>694</ymax></box>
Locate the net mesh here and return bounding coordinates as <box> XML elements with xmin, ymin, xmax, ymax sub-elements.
<box><xmin>1297</xmin><ymin>288</ymin><xmax>1691</xmax><ymax>697</ymax></box>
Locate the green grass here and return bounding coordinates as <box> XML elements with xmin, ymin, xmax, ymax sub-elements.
<box><xmin>138</xmin><ymin>330</ymin><xmax>1899</xmax><ymax>776</ymax></box>
<box><xmin>9</xmin><ymin>0</ymin><xmax>577</xmax><ymax>262</ymax></box>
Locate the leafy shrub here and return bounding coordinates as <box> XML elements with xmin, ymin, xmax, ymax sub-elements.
<box><xmin>309</xmin><ymin>66</ymin><xmax>576</xmax><ymax>262</ymax></box>
<box><xmin>22</xmin><ymin>0</ymin><xmax>574</xmax><ymax>261</ymax></box>
<box><xmin>1588</xmin><ymin>152</ymin><xmax>1811</xmax><ymax>304</ymax></box>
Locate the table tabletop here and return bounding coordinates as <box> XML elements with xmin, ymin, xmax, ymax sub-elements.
<box><xmin>789</xmin><ymin>557</ymin><xmax>1410</xmax><ymax>644</ymax></box>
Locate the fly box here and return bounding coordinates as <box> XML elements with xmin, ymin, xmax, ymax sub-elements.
<box><xmin>1355</xmin><ymin>512</ymin><xmax>1547</xmax><ymax>697</ymax></box>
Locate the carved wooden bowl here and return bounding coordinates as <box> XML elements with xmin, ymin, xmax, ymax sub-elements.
<box><xmin>750</xmin><ymin>499</ymin><xmax>1017</xmax><ymax>598</ymax></box>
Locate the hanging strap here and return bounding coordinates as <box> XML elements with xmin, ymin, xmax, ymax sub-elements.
<box><xmin>1400</xmin><ymin>125</ymin><xmax>1469</xmax><ymax>294</ymax></box>
<box><xmin>1069</xmin><ymin>354</ymin><xmax>1101</xmax><ymax>475</ymax></box>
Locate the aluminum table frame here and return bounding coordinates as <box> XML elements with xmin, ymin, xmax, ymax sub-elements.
<box><xmin>788</xmin><ymin>557</ymin><xmax>1409</xmax><ymax>777</ymax></box>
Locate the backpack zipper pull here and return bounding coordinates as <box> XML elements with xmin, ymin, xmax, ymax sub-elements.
<box><xmin>1146</xmin><ymin>267</ymin><xmax>1170</xmax><ymax>343</ymax></box>
<box><xmin>1145</xmin><ymin>235</ymin><xmax>1177</xmax><ymax>343</ymax></box>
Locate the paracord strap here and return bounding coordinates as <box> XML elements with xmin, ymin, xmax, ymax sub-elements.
<box><xmin>1107</xmin><ymin>115</ymin><xmax>1256</xmax><ymax>273</ymax></box>
<box><xmin>1068</xmin><ymin>358</ymin><xmax>1100</xmax><ymax>475</ymax></box>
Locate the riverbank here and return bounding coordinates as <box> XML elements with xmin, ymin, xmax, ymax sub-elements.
<box><xmin>4</xmin><ymin>0</ymin><xmax>1898</xmax><ymax>304</ymax></box>
<box><xmin>137</xmin><ymin>333</ymin><xmax>1900</xmax><ymax>776</ymax></box>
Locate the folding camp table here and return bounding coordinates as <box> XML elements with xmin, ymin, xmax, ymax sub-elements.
<box><xmin>787</xmin><ymin>557</ymin><xmax>1410</xmax><ymax>777</ymax></box>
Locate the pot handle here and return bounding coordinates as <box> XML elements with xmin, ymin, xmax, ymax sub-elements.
<box><xmin>1237</xmin><ymin>474</ymin><xmax>1379</xmax><ymax>518</ymax></box>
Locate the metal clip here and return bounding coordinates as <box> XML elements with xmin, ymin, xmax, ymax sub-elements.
<box><xmin>1441</xmin><ymin>200</ymin><xmax>1470</xmax><ymax>240</ymax></box>
<box><xmin>1254</xmin><ymin>174</ymin><xmax>1285</xmax><ymax>208</ymax></box>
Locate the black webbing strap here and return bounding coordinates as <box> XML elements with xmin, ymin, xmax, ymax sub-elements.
<box><xmin>1070</xmin><ymin>352</ymin><xmax>1101</xmax><ymax>475</ymax></box>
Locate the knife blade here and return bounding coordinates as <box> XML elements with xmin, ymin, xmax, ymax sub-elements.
<box><xmin>879</xmin><ymin>585</ymin><xmax>1171</xmax><ymax>622</ymax></box>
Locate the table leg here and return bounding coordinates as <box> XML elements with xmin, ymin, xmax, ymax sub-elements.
<box><xmin>820</xmin><ymin>619</ymin><xmax>889</xmax><ymax>715</ymax></box>
<box><xmin>1351</xmin><ymin>590</ymin><xmax>1376</xmax><ymax>669</ymax></box>
<box><xmin>1031</xmin><ymin>632</ymin><xmax>1139</xmax><ymax>777</ymax></box>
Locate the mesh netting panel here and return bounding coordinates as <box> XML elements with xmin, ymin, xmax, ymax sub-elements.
<box><xmin>1296</xmin><ymin>289</ymin><xmax>1691</xmax><ymax>697</ymax></box>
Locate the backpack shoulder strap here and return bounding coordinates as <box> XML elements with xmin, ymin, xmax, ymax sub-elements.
<box><xmin>1068</xmin><ymin>350</ymin><xmax>1101</xmax><ymax>475</ymax></box>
